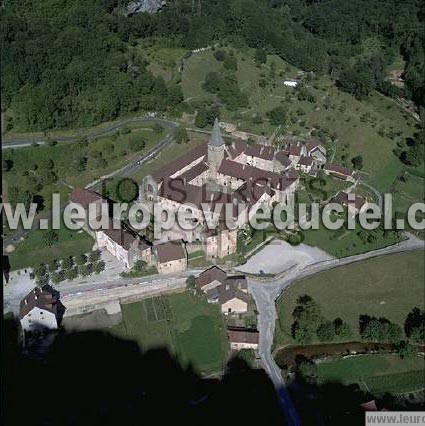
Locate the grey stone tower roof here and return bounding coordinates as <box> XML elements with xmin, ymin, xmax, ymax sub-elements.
<box><xmin>209</xmin><ymin>118</ymin><xmax>224</xmax><ymax>147</ymax></box>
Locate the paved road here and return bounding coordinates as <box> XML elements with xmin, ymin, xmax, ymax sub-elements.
<box><xmin>4</xmin><ymin>268</ymin><xmax>203</xmax><ymax>316</ymax></box>
<box><xmin>2</xmin><ymin>118</ymin><xmax>178</xmax><ymax>248</ymax></box>
<box><xmin>360</xmin><ymin>180</ymin><xmax>383</xmax><ymax>209</ymax></box>
<box><xmin>2</xmin><ymin>116</ymin><xmax>176</xmax><ymax>149</ymax></box>
<box><xmin>248</xmin><ymin>233</ymin><xmax>424</xmax><ymax>426</ymax></box>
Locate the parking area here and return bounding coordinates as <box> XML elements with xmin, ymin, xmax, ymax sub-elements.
<box><xmin>236</xmin><ymin>239</ymin><xmax>333</xmax><ymax>275</ymax></box>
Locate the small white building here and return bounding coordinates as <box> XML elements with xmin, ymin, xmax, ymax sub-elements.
<box><xmin>283</xmin><ymin>80</ymin><xmax>298</xmax><ymax>88</ymax></box>
<box><xmin>19</xmin><ymin>286</ymin><xmax>60</xmax><ymax>332</ymax></box>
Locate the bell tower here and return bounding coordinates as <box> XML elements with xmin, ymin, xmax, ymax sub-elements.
<box><xmin>208</xmin><ymin>118</ymin><xmax>225</xmax><ymax>181</ymax></box>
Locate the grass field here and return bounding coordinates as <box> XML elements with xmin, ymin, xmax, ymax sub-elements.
<box><xmin>316</xmin><ymin>354</ymin><xmax>425</xmax><ymax>394</ymax></box>
<box><xmin>274</xmin><ymin>250</ymin><xmax>425</xmax><ymax>346</ymax></box>
<box><xmin>131</xmin><ymin>131</ymin><xmax>208</xmax><ymax>184</ymax></box>
<box><xmin>3</xmin><ymin>124</ymin><xmax>167</xmax><ymax>211</ymax></box>
<box><xmin>180</xmin><ymin>46</ymin><xmax>421</xmax><ymax>199</ymax></box>
<box><xmin>300</xmin><ymin>224</ymin><xmax>401</xmax><ymax>258</ymax></box>
<box><xmin>110</xmin><ymin>293</ymin><xmax>228</xmax><ymax>373</ymax></box>
<box><xmin>8</xmin><ymin>224</ymin><xmax>93</xmax><ymax>270</ymax></box>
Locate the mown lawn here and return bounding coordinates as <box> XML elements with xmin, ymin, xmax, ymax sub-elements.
<box><xmin>8</xmin><ymin>225</ymin><xmax>93</xmax><ymax>270</ymax></box>
<box><xmin>110</xmin><ymin>293</ymin><xmax>228</xmax><ymax>374</ymax></box>
<box><xmin>274</xmin><ymin>251</ymin><xmax>425</xmax><ymax>346</ymax></box>
<box><xmin>316</xmin><ymin>354</ymin><xmax>425</xmax><ymax>394</ymax></box>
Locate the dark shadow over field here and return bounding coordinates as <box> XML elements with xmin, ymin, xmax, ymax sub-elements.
<box><xmin>3</xmin><ymin>318</ymin><xmax>423</xmax><ymax>426</ymax></box>
<box><xmin>3</xmin><ymin>318</ymin><xmax>284</xmax><ymax>426</ymax></box>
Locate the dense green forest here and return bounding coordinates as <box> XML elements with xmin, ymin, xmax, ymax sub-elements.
<box><xmin>1</xmin><ymin>0</ymin><xmax>424</xmax><ymax>131</ymax></box>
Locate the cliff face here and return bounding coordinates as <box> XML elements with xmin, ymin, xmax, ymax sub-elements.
<box><xmin>126</xmin><ymin>0</ymin><xmax>166</xmax><ymax>15</ymax></box>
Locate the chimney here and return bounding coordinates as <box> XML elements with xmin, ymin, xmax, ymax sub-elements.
<box><xmin>24</xmin><ymin>299</ymin><xmax>28</xmax><ymax>305</ymax></box>
<box><xmin>34</xmin><ymin>295</ymin><xmax>38</xmax><ymax>300</ymax></box>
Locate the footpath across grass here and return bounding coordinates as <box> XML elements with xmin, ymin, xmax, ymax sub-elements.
<box><xmin>316</xmin><ymin>354</ymin><xmax>424</xmax><ymax>394</ymax></box>
<box><xmin>274</xmin><ymin>251</ymin><xmax>425</xmax><ymax>346</ymax></box>
<box><xmin>110</xmin><ymin>293</ymin><xmax>228</xmax><ymax>374</ymax></box>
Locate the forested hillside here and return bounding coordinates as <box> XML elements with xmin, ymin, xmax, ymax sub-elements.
<box><xmin>1</xmin><ymin>0</ymin><xmax>424</xmax><ymax>131</ymax></box>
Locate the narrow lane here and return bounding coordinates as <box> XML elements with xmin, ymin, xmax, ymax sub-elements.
<box><xmin>248</xmin><ymin>234</ymin><xmax>424</xmax><ymax>426</ymax></box>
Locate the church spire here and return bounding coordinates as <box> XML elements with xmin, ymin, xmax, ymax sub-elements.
<box><xmin>209</xmin><ymin>118</ymin><xmax>224</xmax><ymax>147</ymax></box>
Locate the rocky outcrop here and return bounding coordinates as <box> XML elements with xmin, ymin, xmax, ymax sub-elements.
<box><xmin>126</xmin><ymin>0</ymin><xmax>166</xmax><ymax>15</ymax></box>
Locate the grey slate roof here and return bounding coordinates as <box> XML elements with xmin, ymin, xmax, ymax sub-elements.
<box><xmin>209</xmin><ymin>118</ymin><xmax>225</xmax><ymax>147</ymax></box>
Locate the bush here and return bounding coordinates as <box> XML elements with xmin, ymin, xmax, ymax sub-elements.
<box><xmin>34</xmin><ymin>264</ymin><xmax>47</xmax><ymax>278</ymax></box>
<box><xmin>61</xmin><ymin>257</ymin><xmax>74</xmax><ymax>270</ymax></box>
<box><xmin>213</xmin><ymin>50</ymin><xmax>226</xmax><ymax>61</ymax></box>
<box><xmin>94</xmin><ymin>260</ymin><xmax>105</xmax><ymax>274</ymax></box>
<box><xmin>51</xmin><ymin>270</ymin><xmax>65</xmax><ymax>284</ymax></box>
<box><xmin>317</xmin><ymin>321</ymin><xmax>335</xmax><ymax>342</ymax></box>
<box><xmin>43</xmin><ymin>230</ymin><xmax>59</xmax><ymax>247</ymax></box>
<box><xmin>267</xmin><ymin>105</ymin><xmax>287</xmax><ymax>126</ymax></box>
<box><xmin>76</xmin><ymin>254</ymin><xmax>87</xmax><ymax>266</ymax></box>
<box><xmin>89</xmin><ymin>251</ymin><xmax>101</xmax><ymax>263</ymax></box>
<box><xmin>334</xmin><ymin>318</ymin><xmax>352</xmax><ymax>339</ymax></box>
<box><xmin>397</xmin><ymin>341</ymin><xmax>416</xmax><ymax>360</ymax></box>
<box><xmin>133</xmin><ymin>260</ymin><xmax>147</xmax><ymax>272</ymax></box>
<box><xmin>48</xmin><ymin>259</ymin><xmax>59</xmax><ymax>272</ymax></box>
<box><xmin>186</xmin><ymin>275</ymin><xmax>196</xmax><ymax>290</ymax></box>
<box><xmin>129</xmin><ymin>137</ymin><xmax>146</xmax><ymax>152</ymax></box>
<box><xmin>36</xmin><ymin>275</ymin><xmax>50</xmax><ymax>287</ymax></box>
<box><xmin>78</xmin><ymin>263</ymin><xmax>93</xmax><ymax>277</ymax></box>
<box><xmin>297</xmin><ymin>361</ymin><xmax>318</xmax><ymax>383</ymax></box>
<box><xmin>65</xmin><ymin>268</ymin><xmax>78</xmax><ymax>280</ymax></box>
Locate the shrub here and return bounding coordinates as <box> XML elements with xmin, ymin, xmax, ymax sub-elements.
<box><xmin>76</xmin><ymin>254</ymin><xmax>87</xmax><ymax>266</ymax></box>
<box><xmin>94</xmin><ymin>260</ymin><xmax>105</xmax><ymax>274</ymax></box>
<box><xmin>317</xmin><ymin>321</ymin><xmax>336</xmax><ymax>342</ymax></box>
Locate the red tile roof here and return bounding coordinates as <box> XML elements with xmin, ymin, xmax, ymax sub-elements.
<box><xmin>156</xmin><ymin>241</ymin><xmax>186</xmax><ymax>263</ymax></box>
<box><xmin>152</xmin><ymin>143</ymin><xmax>207</xmax><ymax>183</ymax></box>
<box><xmin>324</xmin><ymin>163</ymin><xmax>354</xmax><ymax>178</ymax></box>
<box><xmin>298</xmin><ymin>156</ymin><xmax>314</xmax><ymax>167</ymax></box>
<box><xmin>101</xmin><ymin>219</ymin><xmax>151</xmax><ymax>251</ymax></box>
<box><xmin>245</xmin><ymin>144</ymin><xmax>275</xmax><ymax>161</ymax></box>
<box><xmin>289</xmin><ymin>145</ymin><xmax>302</xmax><ymax>157</ymax></box>
<box><xmin>275</xmin><ymin>151</ymin><xmax>292</xmax><ymax>168</ymax></box>
<box><xmin>20</xmin><ymin>286</ymin><xmax>58</xmax><ymax>319</ymax></box>
<box><xmin>70</xmin><ymin>189</ymin><xmax>104</xmax><ymax>209</ymax></box>
<box><xmin>227</xmin><ymin>327</ymin><xmax>259</xmax><ymax>344</ymax></box>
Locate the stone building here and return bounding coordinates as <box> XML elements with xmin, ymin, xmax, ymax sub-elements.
<box><xmin>227</xmin><ymin>327</ymin><xmax>259</xmax><ymax>350</ymax></box>
<box><xmin>155</xmin><ymin>240</ymin><xmax>187</xmax><ymax>274</ymax></box>
<box><xmin>19</xmin><ymin>286</ymin><xmax>61</xmax><ymax>332</ymax></box>
<box><xmin>95</xmin><ymin>219</ymin><xmax>153</xmax><ymax>269</ymax></box>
